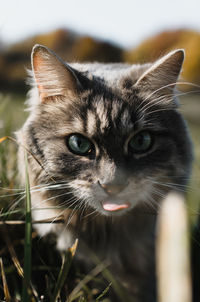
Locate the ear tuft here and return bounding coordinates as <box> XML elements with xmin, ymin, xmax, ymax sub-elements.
<box><xmin>31</xmin><ymin>44</ymin><xmax>81</xmax><ymax>102</ymax></box>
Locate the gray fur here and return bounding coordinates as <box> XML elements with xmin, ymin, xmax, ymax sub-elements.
<box><xmin>17</xmin><ymin>45</ymin><xmax>193</xmax><ymax>302</ymax></box>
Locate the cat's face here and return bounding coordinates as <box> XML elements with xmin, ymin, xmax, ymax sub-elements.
<box><xmin>23</xmin><ymin>45</ymin><xmax>192</xmax><ymax>216</ymax></box>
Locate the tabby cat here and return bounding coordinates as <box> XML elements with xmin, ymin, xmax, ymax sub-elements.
<box><xmin>17</xmin><ymin>45</ymin><xmax>193</xmax><ymax>301</ymax></box>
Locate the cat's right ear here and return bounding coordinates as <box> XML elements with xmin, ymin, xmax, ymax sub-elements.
<box><xmin>134</xmin><ymin>49</ymin><xmax>184</xmax><ymax>97</ymax></box>
<box><xmin>31</xmin><ymin>44</ymin><xmax>82</xmax><ymax>102</ymax></box>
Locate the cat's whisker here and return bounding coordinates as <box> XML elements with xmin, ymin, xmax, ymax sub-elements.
<box><xmin>65</xmin><ymin>204</ymin><xmax>80</xmax><ymax>228</ymax></box>
<box><xmin>134</xmin><ymin>94</ymin><xmax>170</xmax><ymax>117</ymax></box>
<box><xmin>65</xmin><ymin>197</ymin><xmax>81</xmax><ymax>209</ymax></box>
<box><xmin>50</xmin><ymin>207</ymin><xmax>72</xmax><ymax>227</ymax></box>
<box><xmin>143</xmin><ymin>94</ymin><xmax>173</xmax><ymax>110</ymax></box>
<box><xmin>30</xmin><ymin>187</ymin><xmax>70</xmax><ymax>194</ymax></box>
<box><xmin>32</xmin><ymin>195</ymin><xmax>79</xmax><ymax>213</ymax></box>
<box><xmin>151</xmin><ymin>187</ymin><xmax>167</xmax><ymax>199</ymax></box>
<box><xmin>141</xmin><ymin>94</ymin><xmax>170</xmax><ymax>109</ymax></box>
<box><xmin>139</xmin><ymin>94</ymin><xmax>173</xmax><ymax>113</ymax></box>
<box><xmin>148</xmin><ymin>174</ymin><xmax>192</xmax><ymax>182</ymax></box>
<box><xmin>135</xmin><ymin>84</ymin><xmax>187</xmax><ymax>114</ymax></box>
<box><xmin>147</xmin><ymin>181</ymin><xmax>200</xmax><ymax>217</ymax></box>
<box><xmin>0</xmin><ymin>191</ymin><xmax>25</xmax><ymax>198</ymax></box>
<box><xmin>142</xmin><ymin>98</ymin><xmax>177</xmax><ymax>120</ymax></box>
<box><xmin>0</xmin><ymin>182</ymin><xmax>70</xmax><ymax>198</ymax></box>
<box><xmin>141</xmin><ymin>194</ymin><xmax>159</xmax><ymax>214</ymax></box>
<box><xmin>78</xmin><ymin>197</ymin><xmax>94</xmax><ymax>219</ymax></box>
<box><xmin>145</xmin><ymin>108</ymin><xmax>174</xmax><ymax>117</ymax></box>
<box><xmin>175</xmin><ymin>90</ymin><xmax>200</xmax><ymax>99</ymax></box>
<box><xmin>3</xmin><ymin>193</ymin><xmax>26</xmax><ymax>217</ymax></box>
<box><xmin>79</xmin><ymin>203</ymin><xmax>89</xmax><ymax>221</ymax></box>
<box><xmin>143</xmin><ymin>81</ymin><xmax>200</xmax><ymax>103</ymax></box>
<box><xmin>137</xmin><ymin>83</ymin><xmax>200</xmax><ymax>118</ymax></box>
<box><xmin>152</xmin><ymin>183</ymin><xmax>186</xmax><ymax>193</ymax></box>
<box><xmin>136</xmin><ymin>88</ymin><xmax>199</xmax><ymax>127</ymax></box>
<box><xmin>53</xmin><ymin>203</ymin><xmax>82</xmax><ymax>245</ymax></box>
<box><xmin>146</xmin><ymin>176</ymin><xmax>195</xmax><ymax>193</ymax></box>
<box><xmin>82</xmin><ymin>207</ymin><xmax>99</xmax><ymax>219</ymax></box>
<box><xmin>31</xmin><ymin>191</ymin><xmax>74</xmax><ymax>210</ymax></box>
<box><xmin>30</xmin><ymin>183</ymin><xmax>70</xmax><ymax>192</ymax></box>
<box><xmin>0</xmin><ymin>187</ymin><xmax>25</xmax><ymax>192</ymax></box>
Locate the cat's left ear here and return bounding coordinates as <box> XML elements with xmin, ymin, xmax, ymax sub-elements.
<box><xmin>31</xmin><ymin>44</ymin><xmax>82</xmax><ymax>102</ymax></box>
<box><xmin>135</xmin><ymin>49</ymin><xmax>184</xmax><ymax>96</ymax></box>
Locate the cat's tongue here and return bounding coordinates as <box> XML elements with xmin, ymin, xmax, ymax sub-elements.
<box><xmin>102</xmin><ymin>201</ymin><xmax>130</xmax><ymax>212</ymax></box>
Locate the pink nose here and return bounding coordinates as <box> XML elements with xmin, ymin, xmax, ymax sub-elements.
<box><xmin>100</xmin><ymin>183</ymin><xmax>127</xmax><ymax>196</ymax></box>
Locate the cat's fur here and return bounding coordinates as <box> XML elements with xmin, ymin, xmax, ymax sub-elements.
<box><xmin>17</xmin><ymin>45</ymin><xmax>193</xmax><ymax>301</ymax></box>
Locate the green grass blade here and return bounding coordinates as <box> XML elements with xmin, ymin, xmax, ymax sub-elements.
<box><xmin>0</xmin><ymin>209</ymin><xmax>24</xmax><ymax>217</ymax></box>
<box><xmin>78</xmin><ymin>297</ymin><xmax>87</xmax><ymax>302</ymax></box>
<box><xmin>22</xmin><ymin>151</ymin><xmax>32</xmax><ymax>302</ymax></box>
<box><xmin>95</xmin><ymin>282</ymin><xmax>112</xmax><ymax>301</ymax></box>
<box><xmin>50</xmin><ymin>239</ymin><xmax>78</xmax><ymax>302</ymax></box>
<box><xmin>67</xmin><ymin>261</ymin><xmax>109</xmax><ymax>302</ymax></box>
<box><xmin>81</xmin><ymin>245</ymin><xmax>133</xmax><ymax>302</ymax></box>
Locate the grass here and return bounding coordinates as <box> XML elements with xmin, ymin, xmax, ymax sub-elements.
<box><xmin>0</xmin><ymin>92</ymin><xmax>200</xmax><ymax>301</ymax></box>
<box><xmin>180</xmin><ymin>95</ymin><xmax>200</xmax><ymax>223</ymax></box>
<box><xmin>22</xmin><ymin>151</ymin><xmax>32</xmax><ymax>302</ymax></box>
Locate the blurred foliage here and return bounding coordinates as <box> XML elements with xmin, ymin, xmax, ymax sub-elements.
<box><xmin>124</xmin><ymin>29</ymin><xmax>200</xmax><ymax>88</ymax></box>
<box><xmin>0</xmin><ymin>28</ymin><xmax>200</xmax><ymax>93</ymax></box>
<box><xmin>0</xmin><ymin>29</ymin><xmax>122</xmax><ymax>93</ymax></box>
<box><xmin>70</xmin><ymin>36</ymin><xmax>122</xmax><ymax>62</ymax></box>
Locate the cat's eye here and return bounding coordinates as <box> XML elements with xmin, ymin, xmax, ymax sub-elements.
<box><xmin>129</xmin><ymin>131</ymin><xmax>152</xmax><ymax>154</ymax></box>
<box><xmin>67</xmin><ymin>134</ymin><xmax>93</xmax><ymax>156</ymax></box>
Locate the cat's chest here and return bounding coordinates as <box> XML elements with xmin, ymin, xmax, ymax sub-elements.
<box><xmin>77</xmin><ymin>213</ymin><xmax>156</xmax><ymax>266</ymax></box>
<box><xmin>75</xmin><ymin>218</ymin><xmax>156</xmax><ymax>301</ymax></box>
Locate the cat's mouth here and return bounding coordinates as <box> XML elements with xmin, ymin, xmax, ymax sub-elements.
<box><xmin>102</xmin><ymin>200</ymin><xmax>131</xmax><ymax>212</ymax></box>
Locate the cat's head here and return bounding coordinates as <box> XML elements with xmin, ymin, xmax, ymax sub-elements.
<box><xmin>23</xmin><ymin>45</ymin><xmax>193</xmax><ymax>216</ymax></box>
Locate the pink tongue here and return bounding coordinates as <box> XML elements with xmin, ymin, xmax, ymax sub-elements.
<box><xmin>103</xmin><ymin>202</ymin><xmax>130</xmax><ymax>212</ymax></box>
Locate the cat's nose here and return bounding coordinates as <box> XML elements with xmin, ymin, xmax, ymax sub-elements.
<box><xmin>100</xmin><ymin>182</ymin><xmax>128</xmax><ymax>196</ymax></box>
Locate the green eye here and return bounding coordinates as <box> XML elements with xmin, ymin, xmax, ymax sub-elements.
<box><xmin>129</xmin><ymin>131</ymin><xmax>152</xmax><ymax>153</ymax></box>
<box><xmin>67</xmin><ymin>134</ymin><xmax>93</xmax><ymax>155</ymax></box>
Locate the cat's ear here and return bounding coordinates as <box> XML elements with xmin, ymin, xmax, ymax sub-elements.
<box><xmin>31</xmin><ymin>44</ymin><xmax>82</xmax><ymax>102</ymax></box>
<box><xmin>135</xmin><ymin>49</ymin><xmax>184</xmax><ymax>95</ymax></box>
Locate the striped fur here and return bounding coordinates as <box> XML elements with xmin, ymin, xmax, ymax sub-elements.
<box><xmin>17</xmin><ymin>45</ymin><xmax>193</xmax><ymax>302</ymax></box>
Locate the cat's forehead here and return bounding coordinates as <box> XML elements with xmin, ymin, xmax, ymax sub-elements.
<box><xmin>71</xmin><ymin>62</ymin><xmax>151</xmax><ymax>87</ymax></box>
<box><xmin>71</xmin><ymin>90</ymin><xmax>142</xmax><ymax>138</ymax></box>
<box><xmin>87</xmin><ymin>98</ymin><xmax>133</xmax><ymax>136</ymax></box>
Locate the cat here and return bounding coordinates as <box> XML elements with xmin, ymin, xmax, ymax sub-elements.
<box><xmin>17</xmin><ymin>44</ymin><xmax>193</xmax><ymax>301</ymax></box>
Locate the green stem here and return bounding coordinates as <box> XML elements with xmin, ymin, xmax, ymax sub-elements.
<box><xmin>22</xmin><ymin>151</ymin><xmax>32</xmax><ymax>302</ymax></box>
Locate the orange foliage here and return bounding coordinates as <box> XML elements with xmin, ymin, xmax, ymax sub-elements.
<box><xmin>124</xmin><ymin>29</ymin><xmax>200</xmax><ymax>87</ymax></box>
<box><xmin>70</xmin><ymin>36</ymin><xmax>122</xmax><ymax>62</ymax></box>
<box><xmin>0</xmin><ymin>28</ymin><xmax>200</xmax><ymax>92</ymax></box>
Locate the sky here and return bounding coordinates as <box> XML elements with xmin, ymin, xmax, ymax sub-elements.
<box><xmin>0</xmin><ymin>0</ymin><xmax>200</xmax><ymax>48</ymax></box>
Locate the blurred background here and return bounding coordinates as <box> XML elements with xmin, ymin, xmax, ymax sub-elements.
<box><xmin>0</xmin><ymin>0</ymin><xmax>200</xmax><ymax>94</ymax></box>
<box><xmin>0</xmin><ymin>0</ymin><xmax>200</xmax><ymax>216</ymax></box>
<box><xmin>0</xmin><ymin>1</ymin><xmax>200</xmax><ymax>300</ymax></box>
